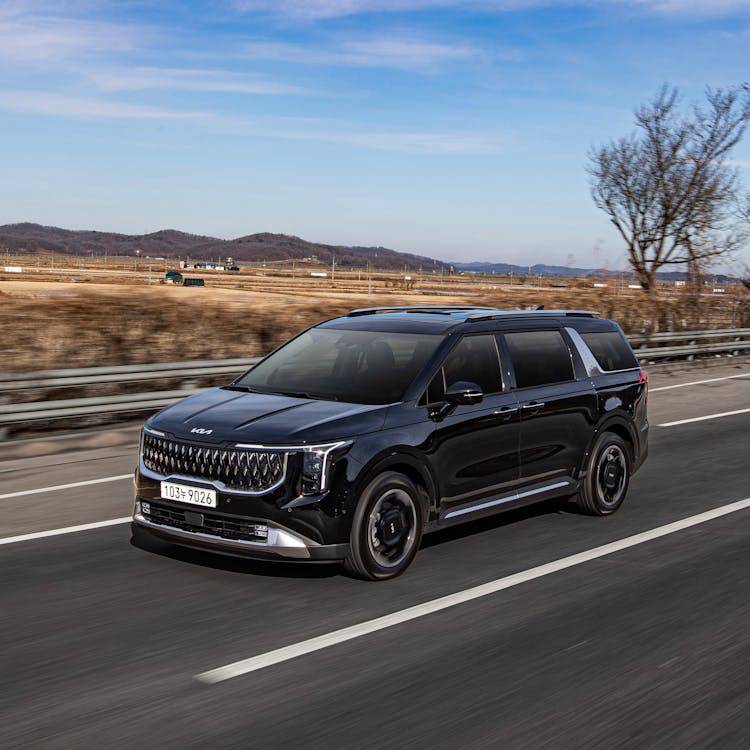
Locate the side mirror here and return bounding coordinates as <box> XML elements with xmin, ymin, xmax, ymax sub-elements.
<box><xmin>445</xmin><ymin>381</ymin><xmax>484</xmax><ymax>406</ymax></box>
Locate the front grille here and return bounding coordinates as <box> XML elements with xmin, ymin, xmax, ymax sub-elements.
<box><xmin>144</xmin><ymin>501</ymin><xmax>268</xmax><ymax>542</ymax></box>
<box><xmin>142</xmin><ymin>434</ymin><xmax>286</xmax><ymax>493</ymax></box>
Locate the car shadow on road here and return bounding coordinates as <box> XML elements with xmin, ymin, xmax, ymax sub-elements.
<box><xmin>129</xmin><ymin>531</ymin><xmax>342</xmax><ymax>579</ymax></box>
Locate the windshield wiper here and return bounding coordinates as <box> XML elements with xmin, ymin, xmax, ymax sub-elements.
<box><xmin>275</xmin><ymin>390</ymin><xmax>320</xmax><ymax>400</ymax></box>
<box><xmin>222</xmin><ymin>384</ymin><xmax>258</xmax><ymax>393</ymax></box>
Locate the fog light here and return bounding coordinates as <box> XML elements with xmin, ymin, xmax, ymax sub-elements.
<box><xmin>141</xmin><ymin>501</ymin><xmax>151</xmax><ymax>515</ymax></box>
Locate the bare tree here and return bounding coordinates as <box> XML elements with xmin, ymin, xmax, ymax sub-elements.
<box><xmin>588</xmin><ymin>85</ymin><xmax>750</xmax><ymax>295</ymax></box>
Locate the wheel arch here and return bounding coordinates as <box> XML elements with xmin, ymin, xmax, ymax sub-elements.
<box><xmin>577</xmin><ymin>415</ymin><xmax>637</xmax><ymax>479</ymax></box>
<box><xmin>354</xmin><ymin>451</ymin><xmax>437</xmax><ymax>524</ymax></box>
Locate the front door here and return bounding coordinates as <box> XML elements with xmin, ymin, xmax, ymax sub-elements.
<box><xmin>425</xmin><ymin>334</ymin><xmax>521</xmax><ymax>520</ymax></box>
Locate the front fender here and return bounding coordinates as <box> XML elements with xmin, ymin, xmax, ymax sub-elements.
<box><xmin>348</xmin><ymin>439</ymin><xmax>438</xmax><ymax>520</ymax></box>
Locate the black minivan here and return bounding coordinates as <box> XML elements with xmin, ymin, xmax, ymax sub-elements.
<box><xmin>132</xmin><ymin>307</ymin><xmax>649</xmax><ymax>579</ymax></box>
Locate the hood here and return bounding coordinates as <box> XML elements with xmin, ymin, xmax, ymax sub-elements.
<box><xmin>148</xmin><ymin>387</ymin><xmax>388</xmax><ymax>445</ymax></box>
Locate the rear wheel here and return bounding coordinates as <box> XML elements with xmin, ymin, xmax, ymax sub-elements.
<box><xmin>574</xmin><ymin>432</ymin><xmax>631</xmax><ymax>516</ymax></box>
<box><xmin>343</xmin><ymin>472</ymin><xmax>423</xmax><ymax>581</ymax></box>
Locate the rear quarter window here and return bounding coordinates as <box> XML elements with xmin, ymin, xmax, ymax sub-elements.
<box><xmin>581</xmin><ymin>331</ymin><xmax>638</xmax><ymax>371</ymax></box>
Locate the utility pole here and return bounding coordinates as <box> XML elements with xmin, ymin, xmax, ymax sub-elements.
<box><xmin>331</xmin><ymin>255</ymin><xmax>335</xmax><ymax>285</ymax></box>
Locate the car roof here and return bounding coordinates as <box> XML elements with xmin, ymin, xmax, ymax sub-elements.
<box><xmin>319</xmin><ymin>306</ymin><xmax>608</xmax><ymax>335</ymax></box>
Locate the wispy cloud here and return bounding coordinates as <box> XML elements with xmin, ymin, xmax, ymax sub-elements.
<box><xmin>0</xmin><ymin>14</ymin><xmax>142</xmax><ymax>63</ymax></box>
<box><xmin>228</xmin><ymin>119</ymin><xmax>505</xmax><ymax>153</ymax></box>
<box><xmin>0</xmin><ymin>90</ymin><xmax>207</xmax><ymax>119</ymax></box>
<box><xmin>245</xmin><ymin>35</ymin><xmax>486</xmax><ymax>71</ymax></box>
<box><xmin>0</xmin><ymin>88</ymin><xmax>502</xmax><ymax>153</ymax></box>
<box><xmin>328</xmin><ymin>128</ymin><xmax>504</xmax><ymax>153</ymax></box>
<box><xmin>234</xmin><ymin>0</ymin><xmax>750</xmax><ymax>19</ymax></box>
<box><xmin>225</xmin><ymin>114</ymin><xmax>504</xmax><ymax>152</ymax></box>
<box><xmin>85</xmin><ymin>67</ymin><xmax>307</xmax><ymax>96</ymax></box>
<box><xmin>233</xmin><ymin>0</ymin><xmax>459</xmax><ymax>21</ymax></box>
<box><xmin>635</xmin><ymin>0</ymin><xmax>750</xmax><ymax>13</ymax></box>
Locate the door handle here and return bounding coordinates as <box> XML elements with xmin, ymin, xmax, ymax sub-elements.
<box><xmin>522</xmin><ymin>401</ymin><xmax>545</xmax><ymax>410</ymax></box>
<box><xmin>494</xmin><ymin>405</ymin><xmax>519</xmax><ymax>417</ymax></box>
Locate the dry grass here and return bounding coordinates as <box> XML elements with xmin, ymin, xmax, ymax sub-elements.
<box><xmin>2</xmin><ymin>275</ymin><xmax>748</xmax><ymax>372</ymax></box>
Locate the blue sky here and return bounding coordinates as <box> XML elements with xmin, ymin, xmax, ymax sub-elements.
<box><xmin>1</xmin><ymin>0</ymin><xmax>750</xmax><ymax>269</ymax></box>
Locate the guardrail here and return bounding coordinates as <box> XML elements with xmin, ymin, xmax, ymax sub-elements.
<box><xmin>0</xmin><ymin>358</ymin><xmax>260</xmax><ymax>392</ymax></box>
<box><xmin>629</xmin><ymin>327</ymin><xmax>750</xmax><ymax>345</ymax></box>
<box><xmin>2</xmin><ymin>328</ymin><xmax>749</xmax><ymax>427</ymax></box>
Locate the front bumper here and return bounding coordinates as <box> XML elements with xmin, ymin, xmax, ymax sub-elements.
<box><xmin>132</xmin><ymin>502</ymin><xmax>349</xmax><ymax>562</ymax></box>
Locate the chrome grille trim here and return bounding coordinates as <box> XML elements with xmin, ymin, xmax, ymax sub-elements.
<box><xmin>141</xmin><ymin>434</ymin><xmax>288</xmax><ymax>495</ymax></box>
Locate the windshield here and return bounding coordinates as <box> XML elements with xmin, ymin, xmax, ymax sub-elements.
<box><xmin>236</xmin><ymin>328</ymin><xmax>443</xmax><ymax>405</ymax></box>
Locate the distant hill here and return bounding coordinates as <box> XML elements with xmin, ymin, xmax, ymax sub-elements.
<box><xmin>451</xmin><ymin>260</ymin><xmax>737</xmax><ymax>282</ymax></box>
<box><xmin>0</xmin><ymin>223</ymin><xmax>446</xmax><ymax>271</ymax></box>
<box><xmin>451</xmin><ymin>260</ymin><xmax>601</xmax><ymax>278</ymax></box>
<box><xmin>0</xmin><ymin>223</ymin><xmax>738</xmax><ymax>280</ymax></box>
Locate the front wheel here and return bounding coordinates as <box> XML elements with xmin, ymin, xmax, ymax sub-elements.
<box><xmin>343</xmin><ymin>471</ymin><xmax>423</xmax><ymax>581</ymax></box>
<box><xmin>574</xmin><ymin>432</ymin><xmax>631</xmax><ymax>516</ymax></box>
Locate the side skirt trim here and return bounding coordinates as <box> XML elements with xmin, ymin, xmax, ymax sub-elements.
<box><xmin>441</xmin><ymin>479</ymin><xmax>574</xmax><ymax>521</ymax></box>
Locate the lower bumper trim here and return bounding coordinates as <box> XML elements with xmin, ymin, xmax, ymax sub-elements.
<box><xmin>132</xmin><ymin>513</ymin><xmax>348</xmax><ymax>561</ymax></box>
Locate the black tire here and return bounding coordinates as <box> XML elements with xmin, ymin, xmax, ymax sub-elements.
<box><xmin>343</xmin><ymin>471</ymin><xmax>423</xmax><ymax>581</ymax></box>
<box><xmin>574</xmin><ymin>432</ymin><xmax>631</xmax><ymax>516</ymax></box>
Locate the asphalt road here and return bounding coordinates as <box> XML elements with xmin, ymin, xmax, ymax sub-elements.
<box><xmin>2</xmin><ymin>365</ymin><xmax>750</xmax><ymax>749</ymax></box>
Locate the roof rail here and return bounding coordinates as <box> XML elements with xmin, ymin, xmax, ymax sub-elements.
<box><xmin>347</xmin><ymin>305</ymin><xmax>494</xmax><ymax>317</ymax></box>
<box><xmin>467</xmin><ymin>309</ymin><xmax>600</xmax><ymax>322</ymax></box>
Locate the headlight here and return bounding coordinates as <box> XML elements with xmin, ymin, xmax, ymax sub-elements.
<box><xmin>300</xmin><ymin>441</ymin><xmax>351</xmax><ymax>495</ymax></box>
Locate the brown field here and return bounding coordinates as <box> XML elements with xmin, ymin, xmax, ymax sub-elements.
<box><xmin>2</xmin><ymin>254</ymin><xmax>748</xmax><ymax>372</ymax></box>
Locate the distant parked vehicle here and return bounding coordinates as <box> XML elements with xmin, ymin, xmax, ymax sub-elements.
<box><xmin>163</xmin><ymin>271</ymin><xmax>183</xmax><ymax>284</ymax></box>
<box><xmin>161</xmin><ymin>271</ymin><xmax>203</xmax><ymax>286</ymax></box>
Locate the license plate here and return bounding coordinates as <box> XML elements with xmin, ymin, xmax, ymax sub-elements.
<box><xmin>160</xmin><ymin>481</ymin><xmax>217</xmax><ymax>508</ymax></box>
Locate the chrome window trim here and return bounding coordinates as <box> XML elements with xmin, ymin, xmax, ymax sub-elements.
<box><xmin>565</xmin><ymin>327</ymin><xmax>604</xmax><ymax>377</ymax></box>
<box><xmin>565</xmin><ymin>327</ymin><xmax>641</xmax><ymax>376</ymax></box>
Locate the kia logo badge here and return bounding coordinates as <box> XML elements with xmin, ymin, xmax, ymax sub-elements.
<box><xmin>190</xmin><ymin>427</ymin><xmax>213</xmax><ymax>435</ymax></box>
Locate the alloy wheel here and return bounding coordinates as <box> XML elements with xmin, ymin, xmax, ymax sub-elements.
<box><xmin>366</xmin><ymin>488</ymin><xmax>418</xmax><ymax>568</ymax></box>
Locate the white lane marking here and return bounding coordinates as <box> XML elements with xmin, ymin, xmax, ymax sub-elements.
<box><xmin>0</xmin><ymin>517</ymin><xmax>131</xmax><ymax>546</ymax></box>
<box><xmin>196</xmin><ymin>496</ymin><xmax>750</xmax><ymax>684</ymax></box>
<box><xmin>0</xmin><ymin>474</ymin><xmax>132</xmax><ymax>500</ymax></box>
<box><xmin>650</xmin><ymin>372</ymin><xmax>750</xmax><ymax>392</ymax></box>
<box><xmin>658</xmin><ymin>407</ymin><xmax>750</xmax><ymax>427</ymax></box>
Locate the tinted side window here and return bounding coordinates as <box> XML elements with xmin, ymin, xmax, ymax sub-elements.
<box><xmin>505</xmin><ymin>330</ymin><xmax>574</xmax><ymax>388</ymax></box>
<box><xmin>443</xmin><ymin>335</ymin><xmax>503</xmax><ymax>395</ymax></box>
<box><xmin>581</xmin><ymin>331</ymin><xmax>638</xmax><ymax>371</ymax></box>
